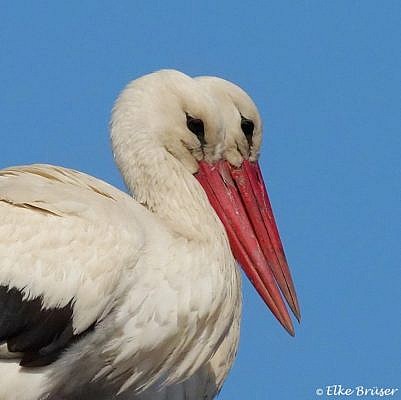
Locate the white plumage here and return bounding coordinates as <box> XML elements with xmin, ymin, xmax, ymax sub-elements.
<box><xmin>0</xmin><ymin>69</ymin><xmax>299</xmax><ymax>400</ymax></box>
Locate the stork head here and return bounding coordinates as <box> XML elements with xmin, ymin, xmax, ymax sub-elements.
<box><xmin>111</xmin><ymin>70</ymin><xmax>299</xmax><ymax>335</ymax></box>
<box><xmin>111</xmin><ymin>70</ymin><xmax>224</xmax><ymax>176</ymax></box>
<box><xmin>195</xmin><ymin>76</ymin><xmax>300</xmax><ymax>335</ymax></box>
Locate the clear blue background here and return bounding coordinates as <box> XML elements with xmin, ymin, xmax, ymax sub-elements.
<box><xmin>1</xmin><ymin>2</ymin><xmax>400</xmax><ymax>399</ymax></box>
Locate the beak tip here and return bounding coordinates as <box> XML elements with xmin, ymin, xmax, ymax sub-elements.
<box><xmin>295</xmin><ymin>313</ymin><xmax>301</xmax><ymax>324</ymax></box>
<box><xmin>279</xmin><ymin>308</ymin><xmax>296</xmax><ymax>337</ymax></box>
<box><xmin>286</xmin><ymin>323</ymin><xmax>295</xmax><ymax>337</ymax></box>
<box><xmin>291</xmin><ymin>303</ymin><xmax>302</xmax><ymax>324</ymax></box>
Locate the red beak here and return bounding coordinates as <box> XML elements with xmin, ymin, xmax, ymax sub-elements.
<box><xmin>196</xmin><ymin>159</ymin><xmax>300</xmax><ymax>336</ymax></box>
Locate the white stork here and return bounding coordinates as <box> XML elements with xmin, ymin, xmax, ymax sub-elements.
<box><xmin>0</xmin><ymin>70</ymin><xmax>299</xmax><ymax>400</ymax></box>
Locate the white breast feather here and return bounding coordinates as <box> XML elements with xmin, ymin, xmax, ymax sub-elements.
<box><xmin>0</xmin><ymin>164</ymin><xmax>144</xmax><ymax>333</ymax></box>
<box><xmin>0</xmin><ymin>164</ymin><xmax>241</xmax><ymax>399</ymax></box>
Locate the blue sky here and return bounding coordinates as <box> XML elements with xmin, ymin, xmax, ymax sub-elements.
<box><xmin>1</xmin><ymin>1</ymin><xmax>400</xmax><ymax>399</ymax></box>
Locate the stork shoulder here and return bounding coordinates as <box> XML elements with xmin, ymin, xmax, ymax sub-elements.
<box><xmin>0</xmin><ymin>164</ymin><xmax>136</xmax><ymax>217</ymax></box>
<box><xmin>0</xmin><ymin>164</ymin><xmax>146</xmax><ymax>366</ymax></box>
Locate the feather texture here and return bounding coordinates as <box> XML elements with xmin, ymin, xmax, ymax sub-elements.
<box><xmin>0</xmin><ymin>285</ymin><xmax>82</xmax><ymax>367</ymax></box>
<box><xmin>0</xmin><ymin>164</ymin><xmax>240</xmax><ymax>399</ymax></box>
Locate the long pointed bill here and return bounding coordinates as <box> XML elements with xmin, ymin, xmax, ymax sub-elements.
<box><xmin>196</xmin><ymin>159</ymin><xmax>300</xmax><ymax>336</ymax></box>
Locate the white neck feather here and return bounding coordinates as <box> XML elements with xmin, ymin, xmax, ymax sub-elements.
<box><xmin>114</xmin><ymin>132</ymin><xmax>223</xmax><ymax>240</ymax></box>
<box><xmin>110</xmin><ymin>71</ymin><xmax>225</xmax><ymax>240</ymax></box>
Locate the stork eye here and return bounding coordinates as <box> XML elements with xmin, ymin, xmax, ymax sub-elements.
<box><xmin>186</xmin><ymin>114</ymin><xmax>205</xmax><ymax>146</ymax></box>
<box><xmin>241</xmin><ymin>116</ymin><xmax>254</xmax><ymax>147</ymax></box>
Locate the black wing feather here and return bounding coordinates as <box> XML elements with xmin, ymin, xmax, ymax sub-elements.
<box><xmin>0</xmin><ymin>285</ymin><xmax>93</xmax><ymax>367</ymax></box>
<box><xmin>0</xmin><ymin>286</ymin><xmax>37</xmax><ymax>339</ymax></box>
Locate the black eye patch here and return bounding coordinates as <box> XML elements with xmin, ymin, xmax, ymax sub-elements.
<box><xmin>186</xmin><ymin>114</ymin><xmax>205</xmax><ymax>146</ymax></box>
<box><xmin>241</xmin><ymin>116</ymin><xmax>254</xmax><ymax>148</ymax></box>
